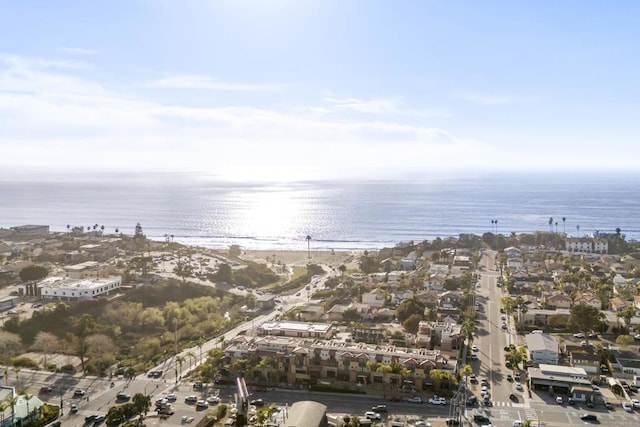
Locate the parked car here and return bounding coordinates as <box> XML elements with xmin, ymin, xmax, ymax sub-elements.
<box><xmin>166</xmin><ymin>393</ymin><xmax>178</xmax><ymax>401</ymax></box>
<box><xmin>573</xmin><ymin>333</ymin><xmax>585</xmax><ymax>338</ymax></box>
<box><xmin>445</xmin><ymin>419</ymin><xmax>460</xmax><ymax>426</ymax></box>
<box><xmin>555</xmin><ymin>396</ymin><xmax>563</xmax><ymax>404</ymax></box>
<box><xmin>622</xmin><ymin>401</ymin><xmax>633</xmax><ymax>412</ymax></box>
<box><xmin>39</xmin><ymin>385</ymin><xmax>52</xmax><ymax>393</ymax></box>
<box><xmin>509</xmin><ymin>393</ymin><xmax>518</xmax><ymax>402</ymax></box>
<box><xmin>364</xmin><ymin>411</ymin><xmax>381</xmax><ymax>420</ymax></box>
<box><xmin>604</xmin><ymin>401</ymin><xmax>613</xmax><ymax>409</ymax></box>
<box><xmin>70</xmin><ymin>404</ymin><xmax>78</xmax><ymax>414</ymax></box>
<box><xmin>407</xmin><ymin>397</ymin><xmax>422</xmax><ymax>404</ymax></box>
<box><xmin>93</xmin><ymin>415</ymin><xmax>106</xmax><ymax>424</ymax></box>
<box><xmin>634</xmin><ymin>333</ymin><xmax>640</xmax><ymax>340</ymax></box>
<box><xmin>196</xmin><ymin>400</ymin><xmax>209</xmax><ymax>409</ymax></box>
<box><xmin>371</xmin><ymin>405</ymin><xmax>387</xmax><ymax>413</ymax></box>
<box><xmin>250</xmin><ymin>399</ymin><xmax>265</xmax><ymax>406</ymax></box>
<box><xmin>206</xmin><ymin>396</ymin><xmax>221</xmax><ymax>404</ymax></box>
<box><xmin>74</xmin><ymin>389</ymin><xmax>86</xmax><ymax>397</ymax></box>
<box><xmin>586</xmin><ymin>401</ymin><xmax>595</xmax><ymax>408</ymax></box>
<box><xmin>466</xmin><ymin>396</ymin><xmax>478</xmax><ymax>406</ymax></box>
<box><xmin>85</xmin><ymin>415</ymin><xmax>98</xmax><ymax>423</ymax></box>
<box><xmin>632</xmin><ymin>399</ymin><xmax>640</xmax><ymax>409</ymax></box>
<box><xmin>471</xmin><ymin>345</ymin><xmax>479</xmax><ymax>352</ymax></box>
<box><xmin>469</xmin><ymin>375</ymin><xmax>478</xmax><ymax>384</ymax></box>
<box><xmin>185</xmin><ymin>395</ymin><xmax>198</xmax><ymax>403</ymax></box>
<box><xmin>506</xmin><ymin>374</ymin><xmax>513</xmax><ymax>382</ymax></box>
<box><xmin>515</xmin><ymin>382</ymin><xmax>523</xmax><ymax>391</ymax></box>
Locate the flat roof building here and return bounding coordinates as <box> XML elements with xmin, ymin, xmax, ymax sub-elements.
<box><xmin>283</xmin><ymin>401</ymin><xmax>327</xmax><ymax>427</ymax></box>
<box><xmin>525</xmin><ymin>332</ymin><xmax>559</xmax><ymax>365</ymax></box>
<box><xmin>258</xmin><ymin>321</ymin><xmax>334</xmax><ymax>340</ymax></box>
<box><xmin>38</xmin><ymin>276</ymin><xmax>121</xmax><ymax>300</ymax></box>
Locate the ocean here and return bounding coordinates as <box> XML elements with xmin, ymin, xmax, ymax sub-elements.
<box><xmin>1</xmin><ymin>171</ymin><xmax>639</xmax><ymax>251</ymax></box>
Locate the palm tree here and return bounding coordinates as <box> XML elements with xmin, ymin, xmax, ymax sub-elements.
<box><xmin>5</xmin><ymin>394</ymin><xmax>18</xmax><ymax>426</ymax></box>
<box><xmin>186</xmin><ymin>351</ymin><xmax>197</xmax><ymax>371</ymax></box>
<box><xmin>66</xmin><ymin>224</ymin><xmax>70</xmax><ymax>234</ymax></box>
<box><xmin>175</xmin><ymin>355</ymin><xmax>185</xmax><ymax>383</ymax></box>
<box><xmin>305</xmin><ymin>235</ymin><xmax>312</xmax><ymax>259</ymax></box>
<box><xmin>12</xmin><ymin>367</ymin><xmax>21</xmax><ymax>391</ymax></box>
<box><xmin>562</xmin><ymin>217</ymin><xmax>566</xmax><ymax>234</ymax></box>
<box><xmin>576</xmin><ymin>224</ymin><xmax>580</xmax><ymax>237</ymax></box>
<box><xmin>548</xmin><ymin>217</ymin><xmax>554</xmax><ymax>233</ymax></box>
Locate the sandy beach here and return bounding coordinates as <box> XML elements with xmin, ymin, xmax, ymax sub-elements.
<box><xmin>238</xmin><ymin>249</ymin><xmax>359</xmax><ymax>268</ymax></box>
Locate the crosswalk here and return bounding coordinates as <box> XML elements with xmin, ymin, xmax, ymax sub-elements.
<box><xmin>470</xmin><ymin>400</ymin><xmax>528</xmax><ymax>408</ymax></box>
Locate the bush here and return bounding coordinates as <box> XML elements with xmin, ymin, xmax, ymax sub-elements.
<box><xmin>11</xmin><ymin>356</ymin><xmax>39</xmax><ymax>369</ymax></box>
<box><xmin>59</xmin><ymin>364</ymin><xmax>76</xmax><ymax>374</ymax></box>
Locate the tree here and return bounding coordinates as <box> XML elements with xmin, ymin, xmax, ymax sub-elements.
<box><xmin>70</xmin><ymin>314</ymin><xmax>97</xmax><ymax>373</ymax></box>
<box><xmin>402</xmin><ymin>314</ymin><xmax>423</xmax><ymax>334</ymax></box>
<box><xmin>86</xmin><ymin>334</ymin><xmax>117</xmax><ymax>375</ymax></box>
<box><xmin>342</xmin><ymin>309</ymin><xmax>362</xmax><ymax>323</ymax></box>
<box><xmin>305</xmin><ymin>235</ymin><xmax>312</xmax><ymax>259</ymax></box>
<box><xmin>562</xmin><ymin>217</ymin><xmax>567</xmax><ymax>234</ymax></box>
<box><xmin>461</xmin><ymin>319</ymin><xmax>477</xmax><ymax>343</ymax></box>
<box><xmin>505</xmin><ymin>346</ymin><xmax>527</xmax><ymax>371</ymax></box>
<box><xmin>620</xmin><ymin>306</ymin><xmax>636</xmax><ymax>334</ymax></box>
<box><xmin>32</xmin><ymin>332</ymin><xmax>59</xmax><ymax>370</ymax></box>
<box><xmin>568</xmin><ymin>303</ymin><xmax>602</xmax><ymax>345</ymax></box>
<box><xmin>0</xmin><ymin>331</ymin><xmax>22</xmax><ymax>364</ymax></box>
<box><xmin>173</xmin><ymin>262</ymin><xmax>195</xmax><ymax>284</ymax></box>
<box><xmin>213</xmin><ymin>263</ymin><xmax>233</xmax><ymax>283</ymax></box>
<box><xmin>549</xmin><ymin>217</ymin><xmax>553</xmax><ymax>233</ymax></box>
<box><xmin>459</xmin><ymin>364</ymin><xmax>473</xmax><ymax>382</ymax></box>
<box><xmin>396</xmin><ymin>298</ymin><xmax>425</xmax><ymax>324</ymax></box>
<box><xmin>338</xmin><ymin>265</ymin><xmax>347</xmax><ymax>276</ymax></box>
<box><xmin>19</xmin><ymin>265</ymin><xmax>49</xmax><ymax>282</ymax></box>
<box><xmin>132</xmin><ymin>392</ymin><xmax>151</xmax><ymax>423</ymax></box>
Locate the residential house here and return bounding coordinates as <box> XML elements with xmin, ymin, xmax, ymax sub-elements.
<box><xmin>521</xmin><ymin>308</ymin><xmax>570</xmax><ymax>326</ymax></box>
<box><xmin>567</xmin><ymin>345</ymin><xmax>603</xmax><ymax>375</ymax></box>
<box><xmin>610</xmin><ymin>297</ymin><xmax>631</xmax><ymax>312</ymax></box>
<box><xmin>298</xmin><ymin>303</ymin><xmax>325</xmax><ymax>322</ymax></box>
<box><xmin>611</xmin><ymin>349</ymin><xmax>640</xmax><ymax>377</ymax></box>
<box><xmin>525</xmin><ymin>332</ymin><xmax>559</xmax><ymax>365</ymax></box>
<box><xmin>362</xmin><ymin>289</ymin><xmax>386</xmax><ymax>308</ymax></box>
<box><xmin>544</xmin><ymin>293</ymin><xmax>572</xmax><ymax>309</ymax></box>
<box><xmin>573</xmin><ymin>293</ymin><xmax>602</xmax><ymax>310</ymax></box>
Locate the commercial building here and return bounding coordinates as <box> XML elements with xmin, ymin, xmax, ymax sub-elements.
<box><xmin>38</xmin><ymin>276</ymin><xmax>121</xmax><ymax>300</ymax></box>
<box><xmin>528</xmin><ymin>364</ymin><xmax>589</xmax><ymax>392</ymax></box>
<box><xmin>257</xmin><ymin>321</ymin><xmax>334</xmax><ymax>340</ymax></box>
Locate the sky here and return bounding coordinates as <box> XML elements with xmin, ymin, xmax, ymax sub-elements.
<box><xmin>1</xmin><ymin>0</ymin><xmax>639</xmax><ymax>182</ymax></box>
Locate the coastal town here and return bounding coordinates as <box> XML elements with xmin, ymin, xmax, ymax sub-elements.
<box><xmin>1</xmin><ymin>224</ymin><xmax>640</xmax><ymax>427</ymax></box>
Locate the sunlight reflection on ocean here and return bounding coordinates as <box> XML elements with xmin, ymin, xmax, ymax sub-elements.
<box><xmin>1</xmin><ymin>172</ymin><xmax>639</xmax><ymax>250</ymax></box>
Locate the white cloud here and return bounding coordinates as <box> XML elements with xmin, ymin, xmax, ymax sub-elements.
<box><xmin>324</xmin><ymin>96</ymin><xmax>452</xmax><ymax>118</ymax></box>
<box><xmin>0</xmin><ymin>54</ymin><xmax>518</xmax><ymax>180</ymax></box>
<box><xmin>146</xmin><ymin>74</ymin><xmax>279</xmax><ymax>92</ymax></box>
<box><xmin>0</xmin><ymin>54</ymin><xmax>90</xmax><ymax>70</ymax></box>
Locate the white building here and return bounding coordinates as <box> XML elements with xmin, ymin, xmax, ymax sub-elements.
<box><xmin>362</xmin><ymin>289</ymin><xmax>386</xmax><ymax>308</ymax></box>
<box><xmin>525</xmin><ymin>332</ymin><xmax>559</xmax><ymax>365</ymax></box>
<box><xmin>39</xmin><ymin>276</ymin><xmax>121</xmax><ymax>300</ymax></box>
<box><xmin>257</xmin><ymin>321</ymin><xmax>334</xmax><ymax>340</ymax></box>
<box><xmin>565</xmin><ymin>238</ymin><xmax>608</xmax><ymax>254</ymax></box>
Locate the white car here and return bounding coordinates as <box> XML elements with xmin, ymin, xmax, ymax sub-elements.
<box><xmin>622</xmin><ymin>401</ymin><xmax>633</xmax><ymax>412</ymax></box>
<box><xmin>573</xmin><ymin>332</ymin><xmax>585</xmax><ymax>338</ymax></box>
<box><xmin>407</xmin><ymin>397</ymin><xmax>423</xmax><ymax>404</ymax></box>
<box><xmin>428</xmin><ymin>397</ymin><xmax>447</xmax><ymax>405</ymax></box>
<box><xmin>515</xmin><ymin>382</ymin><xmax>523</xmax><ymax>391</ymax></box>
<box><xmin>592</xmin><ymin>385</ymin><xmax>601</xmax><ymax>394</ymax></box>
<box><xmin>634</xmin><ymin>334</ymin><xmax>640</xmax><ymax>340</ymax></box>
<box><xmin>632</xmin><ymin>399</ymin><xmax>640</xmax><ymax>409</ymax></box>
<box><xmin>481</xmin><ymin>385</ymin><xmax>488</xmax><ymax>393</ymax></box>
<box><xmin>472</xmin><ymin>345</ymin><xmax>479</xmax><ymax>352</ymax></box>
<box><xmin>365</xmin><ymin>411</ymin><xmax>382</xmax><ymax>420</ymax></box>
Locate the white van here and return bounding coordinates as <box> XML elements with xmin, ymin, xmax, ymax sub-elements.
<box><xmin>513</xmin><ymin>421</ymin><xmax>524</xmax><ymax>427</ymax></box>
<box><xmin>531</xmin><ymin>330</ymin><xmax>543</xmax><ymax>334</ymax></box>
